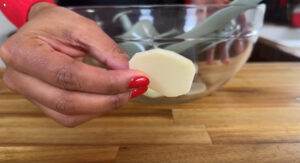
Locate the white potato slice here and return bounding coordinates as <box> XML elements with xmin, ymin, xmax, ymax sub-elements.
<box><xmin>129</xmin><ymin>48</ymin><xmax>196</xmax><ymax>97</ymax></box>
<box><xmin>144</xmin><ymin>88</ymin><xmax>163</xmax><ymax>98</ymax></box>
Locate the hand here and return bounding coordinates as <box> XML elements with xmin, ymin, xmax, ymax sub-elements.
<box><xmin>194</xmin><ymin>0</ymin><xmax>248</xmax><ymax>64</ymax></box>
<box><xmin>204</xmin><ymin>14</ymin><xmax>248</xmax><ymax>64</ymax></box>
<box><xmin>0</xmin><ymin>3</ymin><xmax>149</xmax><ymax>127</ymax></box>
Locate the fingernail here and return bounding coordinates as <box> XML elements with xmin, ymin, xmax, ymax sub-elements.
<box><xmin>128</xmin><ymin>76</ymin><xmax>150</xmax><ymax>88</ymax></box>
<box><xmin>130</xmin><ymin>87</ymin><xmax>148</xmax><ymax>99</ymax></box>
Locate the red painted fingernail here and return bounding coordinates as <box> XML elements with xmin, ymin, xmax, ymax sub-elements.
<box><xmin>130</xmin><ymin>86</ymin><xmax>148</xmax><ymax>99</ymax></box>
<box><xmin>128</xmin><ymin>76</ymin><xmax>150</xmax><ymax>88</ymax></box>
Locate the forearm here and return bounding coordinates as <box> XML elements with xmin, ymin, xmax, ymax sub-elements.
<box><xmin>0</xmin><ymin>0</ymin><xmax>55</xmax><ymax>28</ymax></box>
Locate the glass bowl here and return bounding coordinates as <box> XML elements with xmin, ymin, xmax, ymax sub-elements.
<box><xmin>71</xmin><ymin>3</ymin><xmax>266</xmax><ymax>103</ymax></box>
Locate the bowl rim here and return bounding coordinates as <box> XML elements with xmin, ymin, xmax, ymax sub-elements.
<box><xmin>69</xmin><ymin>4</ymin><xmax>261</xmax><ymax>40</ymax></box>
<box><xmin>68</xmin><ymin>4</ymin><xmax>260</xmax><ymax>10</ymax></box>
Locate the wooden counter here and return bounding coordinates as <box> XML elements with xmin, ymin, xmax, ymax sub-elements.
<box><xmin>1</xmin><ymin>63</ymin><xmax>300</xmax><ymax>162</ymax></box>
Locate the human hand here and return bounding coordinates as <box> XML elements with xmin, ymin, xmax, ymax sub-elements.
<box><xmin>194</xmin><ymin>0</ymin><xmax>248</xmax><ymax>64</ymax></box>
<box><xmin>0</xmin><ymin>3</ymin><xmax>149</xmax><ymax>127</ymax></box>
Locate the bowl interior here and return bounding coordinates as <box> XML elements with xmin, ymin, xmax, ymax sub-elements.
<box><xmin>71</xmin><ymin>4</ymin><xmax>261</xmax><ymax>39</ymax></box>
<box><xmin>72</xmin><ymin>4</ymin><xmax>264</xmax><ymax>103</ymax></box>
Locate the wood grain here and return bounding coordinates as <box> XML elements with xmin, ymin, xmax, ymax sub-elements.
<box><xmin>173</xmin><ymin>107</ymin><xmax>300</xmax><ymax>144</ymax></box>
<box><xmin>0</xmin><ymin>63</ymin><xmax>300</xmax><ymax>162</ymax></box>
<box><xmin>116</xmin><ymin>144</ymin><xmax>300</xmax><ymax>163</ymax></box>
<box><xmin>0</xmin><ymin>146</ymin><xmax>118</xmax><ymax>163</ymax></box>
<box><xmin>1</xmin><ymin>63</ymin><xmax>299</xmax><ymax>113</ymax></box>
<box><xmin>0</xmin><ymin>115</ymin><xmax>211</xmax><ymax>145</ymax></box>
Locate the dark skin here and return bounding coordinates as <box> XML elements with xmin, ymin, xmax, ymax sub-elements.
<box><xmin>0</xmin><ymin>3</ymin><xmax>146</xmax><ymax>127</ymax></box>
<box><xmin>0</xmin><ymin>1</ymin><xmax>246</xmax><ymax>127</ymax></box>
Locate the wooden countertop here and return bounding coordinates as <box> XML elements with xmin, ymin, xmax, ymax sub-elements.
<box><xmin>1</xmin><ymin>63</ymin><xmax>300</xmax><ymax>162</ymax></box>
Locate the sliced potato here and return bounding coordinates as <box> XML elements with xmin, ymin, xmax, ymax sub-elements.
<box><xmin>129</xmin><ymin>48</ymin><xmax>196</xmax><ymax>97</ymax></box>
<box><xmin>144</xmin><ymin>88</ymin><xmax>163</xmax><ymax>98</ymax></box>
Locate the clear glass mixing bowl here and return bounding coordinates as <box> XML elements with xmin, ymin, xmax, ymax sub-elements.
<box><xmin>71</xmin><ymin>4</ymin><xmax>265</xmax><ymax>103</ymax></box>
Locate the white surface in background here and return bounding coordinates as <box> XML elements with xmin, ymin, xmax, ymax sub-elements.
<box><xmin>184</xmin><ymin>8</ymin><xmax>197</xmax><ymax>32</ymax></box>
<box><xmin>0</xmin><ymin>11</ymin><xmax>16</xmax><ymax>68</ymax></box>
<box><xmin>246</xmin><ymin>4</ymin><xmax>266</xmax><ymax>43</ymax></box>
<box><xmin>260</xmin><ymin>24</ymin><xmax>300</xmax><ymax>57</ymax></box>
<box><xmin>252</xmin><ymin>4</ymin><xmax>266</xmax><ymax>33</ymax></box>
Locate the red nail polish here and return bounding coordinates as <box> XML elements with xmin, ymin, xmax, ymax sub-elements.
<box><xmin>128</xmin><ymin>76</ymin><xmax>150</xmax><ymax>89</ymax></box>
<box><xmin>130</xmin><ymin>87</ymin><xmax>148</xmax><ymax>99</ymax></box>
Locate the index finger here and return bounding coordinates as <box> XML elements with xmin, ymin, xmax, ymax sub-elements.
<box><xmin>1</xmin><ymin>37</ymin><xmax>149</xmax><ymax>95</ymax></box>
<box><xmin>70</xmin><ymin>21</ymin><xmax>130</xmax><ymax>70</ymax></box>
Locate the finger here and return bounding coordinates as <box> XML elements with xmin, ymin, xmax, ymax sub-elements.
<box><xmin>37</xmin><ymin>36</ymin><xmax>86</xmax><ymax>57</ymax></box>
<box><xmin>27</xmin><ymin>6</ymin><xmax>128</xmax><ymax>70</ymax></box>
<box><xmin>238</xmin><ymin>14</ymin><xmax>247</xmax><ymax>29</ymax></box>
<box><xmin>214</xmin><ymin>0</ymin><xmax>230</xmax><ymax>4</ymax></box>
<box><xmin>205</xmin><ymin>46</ymin><xmax>215</xmax><ymax>64</ymax></box>
<box><xmin>231</xmin><ymin>39</ymin><xmax>247</xmax><ymax>55</ymax></box>
<box><xmin>71</xmin><ymin>21</ymin><xmax>129</xmax><ymax>70</ymax></box>
<box><xmin>3</xmin><ymin>68</ymin><xmax>133</xmax><ymax>116</ymax></box>
<box><xmin>31</xmin><ymin>100</ymin><xmax>96</xmax><ymax>128</ymax></box>
<box><xmin>216</xmin><ymin>42</ymin><xmax>230</xmax><ymax>64</ymax></box>
<box><xmin>1</xmin><ymin>38</ymin><xmax>148</xmax><ymax>95</ymax></box>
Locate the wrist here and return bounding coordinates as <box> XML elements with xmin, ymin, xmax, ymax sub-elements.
<box><xmin>0</xmin><ymin>0</ymin><xmax>55</xmax><ymax>28</ymax></box>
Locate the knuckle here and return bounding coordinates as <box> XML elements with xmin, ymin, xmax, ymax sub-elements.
<box><xmin>105</xmin><ymin>72</ymin><xmax>124</xmax><ymax>94</ymax></box>
<box><xmin>54</xmin><ymin>93</ymin><xmax>76</xmax><ymax>115</ymax></box>
<box><xmin>0</xmin><ymin>42</ymin><xmax>9</xmax><ymax>54</ymax></box>
<box><xmin>61</xmin><ymin>30</ymin><xmax>82</xmax><ymax>47</ymax></box>
<box><xmin>61</xmin><ymin>29</ymin><xmax>75</xmax><ymax>41</ymax></box>
<box><xmin>55</xmin><ymin>63</ymin><xmax>82</xmax><ymax>90</ymax></box>
<box><xmin>111</xmin><ymin>43</ymin><xmax>126</xmax><ymax>55</ymax></box>
<box><xmin>104</xmin><ymin>75</ymin><xmax>118</xmax><ymax>94</ymax></box>
<box><xmin>71</xmin><ymin>21</ymin><xmax>97</xmax><ymax>43</ymax></box>
<box><xmin>27</xmin><ymin>42</ymin><xmax>51</xmax><ymax>66</ymax></box>
<box><xmin>106</xmin><ymin>74</ymin><xmax>116</xmax><ymax>92</ymax></box>
<box><xmin>3</xmin><ymin>71</ymin><xmax>16</xmax><ymax>91</ymax></box>
<box><xmin>109</xmin><ymin>44</ymin><xmax>129</xmax><ymax>61</ymax></box>
<box><xmin>1</xmin><ymin>37</ymin><xmax>48</xmax><ymax>67</ymax></box>
<box><xmin>108</xmin><ymin>94</ymin><xmax>123</xmax><ymax>111</ymax></box>
<box><xmin>0</xmin><ymin>42</ymin><xmax>13</xmax><ymax>64</ymax></box>
<box><xmin>69</xmin><ymin>27</ymin><xmax>88</xmax><ymax>44</ymax></box>
<box><xmin>60</xmin><ymin>117</ymin><xmax>80</xmax><ymax>128</ymax></box>
<box><xmin>70</xmin><ymin>28</ymin><xmax>83</xmax><ymax>39</ymax></box>
<box><xmin>85</xmin><ymin>19</ymin><xmax>98</xmax><ymax>28</ymax></box>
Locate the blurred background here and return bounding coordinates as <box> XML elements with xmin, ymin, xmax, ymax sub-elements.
<box><xmin>252</xmin><ymin>0</ymin><xmax>300</xmax><ymax>62</ymax></box>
